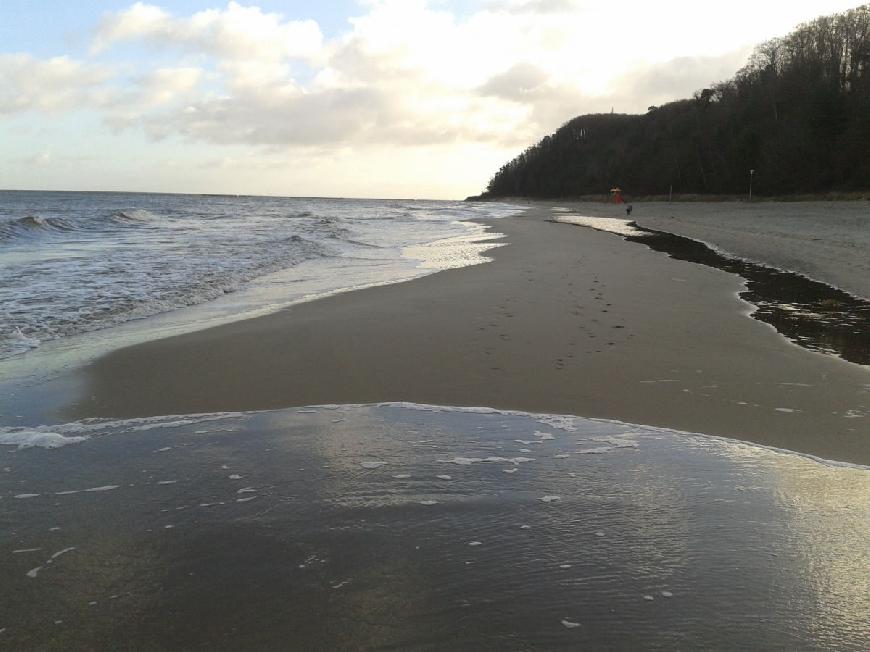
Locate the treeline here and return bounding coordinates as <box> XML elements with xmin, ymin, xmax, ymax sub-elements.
<box><xmin>479</xmin><ymin>5</ymin><xmax>870</xmax><ymax>198</ymax></box>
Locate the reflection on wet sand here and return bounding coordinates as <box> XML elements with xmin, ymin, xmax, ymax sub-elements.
<box><xmin>0</xmin><ymin>404</ymin><xmax>867</xmax><ymax>650</ymax></box>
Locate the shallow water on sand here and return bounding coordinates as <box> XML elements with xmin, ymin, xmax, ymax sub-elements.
<box><xmin>1</xmin><ymin>404</ymin><xmax>868</xmax><ymax>650</ymax></box>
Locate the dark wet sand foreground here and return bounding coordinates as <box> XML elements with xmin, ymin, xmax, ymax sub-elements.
<box><xmin>3</xmin><ymin>405</ymin><xmax>868</xmax><ymax>650</ymax></box>
<box><xmin>66</xmin><ymin>207</ymin><xmax>869</xmax><ymax>464</ymax></box>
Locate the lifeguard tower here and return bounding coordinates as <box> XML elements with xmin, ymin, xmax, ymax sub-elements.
<box><xmin>610</xmin><ymin>187</ymin><xmax>624</xmax><ymax>204</ymax></box>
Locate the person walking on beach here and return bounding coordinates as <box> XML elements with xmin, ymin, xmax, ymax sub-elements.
<box><xmin>625</xmin><ymin>204</ymin><xmax>633</xmax><ymax>216</ymax></box>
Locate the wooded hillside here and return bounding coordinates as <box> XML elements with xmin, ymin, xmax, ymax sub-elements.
<box><xmin>480</xmin><ymin>5</ymin><xmax>870</xmax><ymax>198</ymax></box>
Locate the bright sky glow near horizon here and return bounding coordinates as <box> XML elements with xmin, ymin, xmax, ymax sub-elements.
<box><xmin>0</xmin><ymin>1</ymin><xmax>864</xmax><ymax>199</ymax></box>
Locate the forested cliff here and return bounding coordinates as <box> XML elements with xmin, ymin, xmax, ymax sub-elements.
<box><xmin>479</xmin><ymin>5</ymin><xmax>870</xmax><ymax>199</ymax></box>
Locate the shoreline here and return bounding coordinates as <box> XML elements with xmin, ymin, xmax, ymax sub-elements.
<box><xmin>52</xmin><ymin>205</ymin><xmax>868</xmax><ymax>464</ymax></box>
<box><xmin>472</xmin><ymin>192</ymin><xmax>870</xmax><ymax>203</ymax></box>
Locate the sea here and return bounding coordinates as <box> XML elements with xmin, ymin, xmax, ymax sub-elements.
<box><xmin>0</xmin><ymin>191</ymin><xmax>519</xmax><ymax>363</ymax></box>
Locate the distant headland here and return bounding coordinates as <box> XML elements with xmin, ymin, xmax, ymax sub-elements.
<box><xmin>473</xmin><ymin>5</ymin><xmax>870</xmax><ymax>201</ymax></box>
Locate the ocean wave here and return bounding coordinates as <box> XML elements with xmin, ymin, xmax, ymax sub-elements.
<box><xmin>111</xmin><ymin>209</ymin><xmax>159</xmax><ymax>224</ymax></box>
<box><xmin>0</xmin><ymin>215</ymin><xmax>77</xmax><ymax>241</ymax></box>
<box><xmin>0</xmin><ymin>234</ymin><xmax>329</xmax><ymax>359</ymax></box>
<box><xmin>1</xmin><ymin>209</ymin><xmax>160</xmax><ymax>243</ymax></box>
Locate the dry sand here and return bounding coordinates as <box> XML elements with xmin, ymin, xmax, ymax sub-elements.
<box><xmin>64</xmin><ymin>205</ymin><xmax>869</xmax><ymax>464</ymax></box>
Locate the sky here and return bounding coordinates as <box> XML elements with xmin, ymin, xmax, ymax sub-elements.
<box><xmin>0</xmin><ymin>1</ymin><xmax>863</xmax><ymax>199</ymax></box>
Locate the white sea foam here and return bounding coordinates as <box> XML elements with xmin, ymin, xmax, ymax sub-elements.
<box><xmin>591</xmin><ymin>436</ymin><xmax>640</xmax><ymax>449</ymax></box>
<box><xmin>55</xmin><ymin>484</ymin><xmax>119</xmax><ymax>495</ymax></box>
<box><xmin>1</xmin><ymin>413</ymin><xmax>242</xmax><ymax>454</ymax></box>
<box><xmin>438</xmin><ymin>456</ymin><xmax>535</xmax><ymax>466</ymax></box>
<box><xmin>49</xmin><ymin>547</ymin><xmax>75</xmax><ymax>561</ymax></box>
<box><xmin>533</xmin><ymin>414</ymin><xmax>582</xmax><ymax>432</ymax></box>
<box><xmin>0</xmin><ymin>431</ymin><xmax>89</xmax><ymax>449</ymax></box>
<box><xmin>577</xmin><ymin>446</ymin><xmax>614</xmax><ymax>454</ymax></box>
<box><xmin>555</xmin><ymin>215</ymin><xmax>648</xmax><ymax>237</ymax></box>
<box><xmin>26</xmin><ymin>546</ymin><xmax>76</xmax><ymax>579</ymax></box>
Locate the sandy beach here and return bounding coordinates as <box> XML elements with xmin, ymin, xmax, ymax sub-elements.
<box><xmin>63</xmin><ymin>204</ymin><xmax>869</xmax><ymax>464</ymax></box>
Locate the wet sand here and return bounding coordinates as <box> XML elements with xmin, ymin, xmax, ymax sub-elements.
<box><xmin>2</xmin><ymin>405</ymin><xmax>868</xmax><ymax>650</ymax></box>
<box><xmin>64</xmin><ymin>206</ymin><xmax>869</xmax><ymax>464</ymax></box>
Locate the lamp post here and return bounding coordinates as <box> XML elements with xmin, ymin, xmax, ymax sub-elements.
<box><xmin>749</xmin><ymin>169</ymin><xmax>755</xmax><ymax>201</ymax></box>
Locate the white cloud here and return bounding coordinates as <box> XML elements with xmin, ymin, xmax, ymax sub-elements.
<box><xmin>0</xmin><ymin>54</ymin><xmax>110</xmax><ymax>113</ymax></box>
<box><xmin>92</xmin><ymin>2</ymin><xmax>323</xmax><ymax>62</ymax></box>
<box><xmin>139</xmin><ymin>67</ymin><xmax>204</xmax><ymax>105</ymax></box>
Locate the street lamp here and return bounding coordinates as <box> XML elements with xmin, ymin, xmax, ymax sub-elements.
<box><xmin>749</xmin><ymin>169</ymin><xmax>755</xmax><ymax>201</ymax></box>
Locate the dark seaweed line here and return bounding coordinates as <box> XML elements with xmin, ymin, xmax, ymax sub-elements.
<box><xmin>622</xmin><ymin>227</ymin><xmax>869</xmax><ymax>366</ymax></box>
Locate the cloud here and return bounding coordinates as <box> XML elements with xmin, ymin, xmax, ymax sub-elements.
<box><xmin>143</xmin><ymin>86</ymin><xmax>391</xmax><ymax>144</ymax></box>
<box><xmin>605</xmin><ymin>48</ymin><xmax>755</xmax><ymax>111</ymax></box>
<box><xmin>478</xmin><ymin>63</ymin><xmax>550</xmax><ymax>100</ymax></box>
<box><xmin>10</xmin><ymin>0</ymin><xmax>850</xmax><ymax>158</ymax></box>
<box><xmin>0</xmin><ymin>54</ymin><xmax>110</xmax><ymax>114</ymax></box>
<box><xmin>78</xmin><ymin>1</ymin><xmax>777</xmax><ymax>151</ymax></box>
<box><xmin>485</xmin><ymin>0</ymin><xmax>583</xmax><ymax>14</ymax></box>
<box><xmin>138</xmin><ymin>67</ymin><xmax>204</xmax><ymax>105</ymax></box>
<box><xmin>92</xmin><ymin>1</ymin><xmax>323</xmax><ymax>63</ymax></box>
